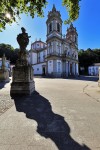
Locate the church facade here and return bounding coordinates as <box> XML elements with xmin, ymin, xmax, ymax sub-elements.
<box><xmin>29</xmin><ymin>5</ymin><xmax>79</xmax><ymax>77</ymax></box>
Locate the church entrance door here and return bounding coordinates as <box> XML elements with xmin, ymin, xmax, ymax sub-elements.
<box><xmin>42</xmin><ymin>66</ymin><xmax>46</xmax><ymax>76</ymax></box>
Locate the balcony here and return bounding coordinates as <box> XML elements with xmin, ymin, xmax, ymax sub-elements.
<box><xmin>47</xmin><ymin>52</ymin><xmax>62</xmax><ymax>57</ymax></box>
<box><xmin>46</xmin><ymin>52</ymin><xmax>78</xmax><ymax>61</ymax></box>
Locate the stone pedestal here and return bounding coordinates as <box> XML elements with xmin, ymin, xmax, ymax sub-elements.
<box><xmin>98</xmin><ymin>67</ymin><xmax>100</xmax><ymax>87</ymax></box>
<box><xmin>0</xmin><ymin>69</ymin><xmax>9</xmax><ymax>82</ymax></box>
<box><xmin>11</xmin><ymin>65</ymin><xmax>35</xmax><ymax>94</ymax></box>
<box><xmin>10</xmin><ymin>53</ymin><xmax>35</xmax><ymax>95</ymax></box>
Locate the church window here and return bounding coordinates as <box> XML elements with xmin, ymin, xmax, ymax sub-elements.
<box><xmin>57</xmin><ymin>43</ymin><xmax>61</xmax><ymax>55</ymax></box>
<box><xmin>49</xmin><ymin>23</ymin><xmax>52</xmax><ymax>33</ymax></box>
<box><xmin>37</xmin><ymin>43</ymin><xmax>40</xmax><ymax>48</ymax></box>
<box><xmin>75</xmin><ymin>36</ymin><xmax>77</xmax><ymax>43</ymax></box>
<box><xmin>57</xmin><ymin>23</ymin><xmax>60</xmax><ymax>32</ymax></box>
<box><xmin>58</xmin><ymin>62</ymin><xmax>61</xmax><ymax>72</ymax></box>
<box><xmin>38</xmin><ymin>53</ymin><xmax>40</xmax><ymax>63</ymax></box>
<box><xmin>68</xmin><ymin>52</ymin><xmax>70</xmax><ymax>55</ymax></box>
<box><xmin>49</xmin><ymin>42</ymin><xmax>52</xmax><ymax>54</ymax></box>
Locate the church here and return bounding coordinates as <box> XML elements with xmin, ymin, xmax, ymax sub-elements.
<box><xmin>29</xmin><ymin>5</ymin><xmax>79</xmax><ymax>77</ymax></box>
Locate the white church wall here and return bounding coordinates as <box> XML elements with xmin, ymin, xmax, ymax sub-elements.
<box><xmin>33</xmin><ymin>63</ymin><xmax>46</xmax><ymax>75</ymax></box>
<box><xmin>88</xmin><ymin>66</ymin><xmax>99</xmax><ymax>76</ymax></box>
<box><xmin>31</xmin><ymin>52</ymin><xmax>37</xmax><ymax>64</ymax></box>
<box><xmin>45</xmin><ymin>49</ymin><xmax>47</xmax><ymax>57</ymax></box>
<box><xmin>40</xmin><ymin>51</ymin><xmax>44</xmax><ymax>62</ymax></box>
<box><xmin>76</xmin><ymin>63</ymin><xmax>79</xmax><ymax>75</ymax></box>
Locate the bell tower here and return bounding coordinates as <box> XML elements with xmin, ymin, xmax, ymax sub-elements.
<box><xmin>46</xmin><ymin>4</ymin><xmax>62</xmax><ymax>40</ymax></box>
<box><xmin>66</xmin><ymin>23</ymin><xmax>78</xmax><ymax>47</ymax></box>
<box><xmin>46</xmin><ymin>5</ymin><xmax>63</xmax><ymax>77</ymax></box>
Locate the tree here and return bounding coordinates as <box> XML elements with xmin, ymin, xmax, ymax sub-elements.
<box><xmin>0</xmin><ymin>0</ymin><xmax>80</xmax><ymax>31</ymax></box>
<box><xmin>62</xmin><ymin>0</ymin><xmax>80</xmax><ymax>24</ymax></box>
<box><xmin>0</xmin><ymin>43</ymin><xmax>19</xmax><ymax>64</ymax></box>
<box><xmin>78</xmin><ymin>48</ymin><xmax>100</xmax><ymax>74</ymax></box>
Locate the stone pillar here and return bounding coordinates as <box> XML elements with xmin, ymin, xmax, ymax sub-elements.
<box><xmin>0</xmin><ymin>54</ymin><xmax>9</xmax><ymax>82</ymax></box>
<box><xmin>98</xmin><ymin>67</ymin><xmax>100</xmax><ymax>87</ymax></box>
<box><xmin>72</xmin><ymin>62</ymin><xmax>75</xmax><ymax>75</ymax></box>
<box><xmin>68</xmin><ymin>61</ymin><xmax>70</xmax><ymax>76</ymax></box>
<box><xmin>66</xmin><ymin>61</ymin><xmax>68</xmax><ymax>77</ymax></box>
<box><xmin>76</xmin><ymin>63</ymin><xmax>79</xmax><ymax>76</ymax></box>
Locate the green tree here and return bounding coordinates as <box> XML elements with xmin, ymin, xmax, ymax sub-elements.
<box><xmin>0</xmin><ymin>43</ymin><xmax>19</xmax><ymax>64</ymax></box>
<box><xmin>0</xmin><ymin>0</ymin><xmax>80</xmax><ymax>31</ymax></box>
<box><xmin>78</xmin><ymin>48</ymin><xmax>100</xmax><ymax>74</ymax></box>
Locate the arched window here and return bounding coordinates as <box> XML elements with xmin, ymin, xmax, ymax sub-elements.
<box><xmin>75</xmin><ymin>36</ymin><xmax>77</xmax><ymax>43</ymax></box>
<box><xmin>49</xmin><ymin>23</ymin><xmax>52</xmax><ymax>33</ymax></box>
<box><xmin>57</xmin><ymin>23</ymin><xmax>60</xmax><ymax>32</ymax></box>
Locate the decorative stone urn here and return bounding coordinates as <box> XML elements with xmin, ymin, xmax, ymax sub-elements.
<box><xmin>0</xmin><ymin>54</ymin><xmax>9</xmax><ymax>82</ymax></box>
<box><xmin>98</xmin><ymin>67</ymin><xmax>100</xmax><ymax>87</ymax></box>
<box><xmin>10</xmin><ymin>27</ymin><xmax>35</xmax><ymax>95</ymax></box>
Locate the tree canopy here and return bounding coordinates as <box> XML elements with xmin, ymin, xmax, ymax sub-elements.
<box><xmin>0</xmin><ymin>0</ymin><xmax>80</xmax><ymax>31</ymax></box>
<box><xmin>78</xmin><ymin>48</ymin><xmax>100</xmax><ymax>74</ymax></box>
<box><xmin>0</xmin><ymin>43</ymin><xmax>19</xmax><ymax>64</ymax></box>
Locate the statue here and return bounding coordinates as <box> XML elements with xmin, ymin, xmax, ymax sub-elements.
<box><xmin>17</xmin><ymin>27</ymin><xmax>31</xmax><ymax>51</ymax></box>
<box><xmin>10</xmin><ymin>27</ymin><xmax>35</xmax><ymax>94</ymax></box>
<box><xmin>16</xmin><ymin>27</ymin><xmax>31</xmax><ymax>66</ymax></box>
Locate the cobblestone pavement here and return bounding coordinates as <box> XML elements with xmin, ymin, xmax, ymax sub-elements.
<box><xmin>0</xmin><ymin>80</ymin><xmax>14</xmax><ymax>116</ymax></box>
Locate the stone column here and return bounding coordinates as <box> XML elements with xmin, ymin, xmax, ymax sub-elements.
<box><xmin>66</xmin><ymin>61</ymin><xmax>68</xmax><ymax>77</ymax></box>
<box><xmin>68</xmin><ymin>61</ymin><xmax>70</xmax><ymax>76</ymax></box>
<box><xmin>98</xmin><ymin>67</ymin><xmax>100</xmax><ymax>87</ymax></box>
<box><xmin>72</xmin><ymin>62</ymin><xmax>75</xmax><ymax>75</ymax></box>
<box><xmin>76</xmin><ymin>63</ymin><xmax>79</xmax><ymax>76</ymax></box>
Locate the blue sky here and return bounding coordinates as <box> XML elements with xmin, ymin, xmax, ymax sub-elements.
<box><xmin>0</xmin><ymin>0</ymin><xmax>100</xmax><ymax>50</ymax></box>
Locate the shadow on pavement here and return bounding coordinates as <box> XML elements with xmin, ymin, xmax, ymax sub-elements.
<box><xmin>0</xmin><ymin>80</ymin><xmax>10</xmax><ymax>90</ymax></box>
<box><xmin>73</xmin><ymin>76</ymin><xmax>99</xmax><ymax>82</ymax></box>
<box><xmin>34</xmin><ymin>75</ymin><xmax>99</xmax><ymax>82</ymax></box>
<box><xmin>11</xmin><ymin>91</ymin><xmax>90</xmax><ymax>150</ymax></box>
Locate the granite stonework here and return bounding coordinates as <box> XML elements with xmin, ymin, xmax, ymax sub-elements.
<box><xmin>0</xmin><ymin>55</ymin><xmax>9</xmax><ymax>82</ymax></box>
<box><xmin>10</xmin><ymin>27</ymin><xmax>35</xmax><ymax>94</ymax></box>
<box><xmin>10</xmin><ymin>64</ymin><xmax>35</xmax><ymax>94</ymax></box>
<box><xmin>98</xmin><ymin>67</ymin><xmax>100</xmax><ymax>87</ymax></box>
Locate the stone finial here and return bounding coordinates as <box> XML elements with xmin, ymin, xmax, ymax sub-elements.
<box><xmin>52</xmin><ymin>4</ymin><xmax>56</xmax><ymax>11</ymax></box>
<box><xmin>70</xmin><ymin>23</ymin><xmax>74</xmax><ymax>28</ymax></box>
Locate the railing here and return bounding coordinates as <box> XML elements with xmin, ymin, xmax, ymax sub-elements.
<box><xmin>46</xmin><ymin>52</ymin><xmax>78</xmax><ymax>61</ymax></box>
<box><xmin>47</xmin><ymin>52</ymin><xmax>62</xmax><ymax>57</ymax></box>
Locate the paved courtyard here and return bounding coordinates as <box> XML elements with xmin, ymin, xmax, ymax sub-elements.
<box><xmin>0</xmin><ymin>77</ymin><xmax>100</xmax><ymax>150</ymax></box>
